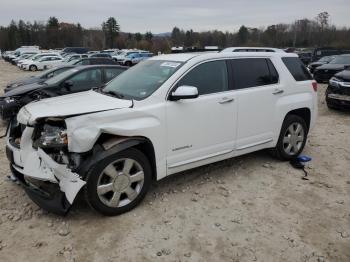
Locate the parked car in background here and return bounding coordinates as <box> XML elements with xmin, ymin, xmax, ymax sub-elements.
<box><xmin>326</xmin><ymin>68</ymin><xmax>350</xmax><ymax>110</ymax></box>
<box><xmin>18</xmin><ymin>53</ymin><xmax>62</xmax><ymax>70</ymax></box>
<box><xmin>308</xmin><ymin>55</ymin><xmax>337</xmax><ymax>73</ymax></box>
<box><xmin>313</xmin><ymin>54</ymin><xmax>350</xmax><ymax>83</ymax></box>
<box><xmin>5</xmin><ymin>52</ymin><xmax>317</xmax><ymax>215</ymax></box>
<box><xmin>0</xmin><ymin>65</ymin><xmax>127</xmax><ymax>120</ymax></box>
<box><xmin>72</xmin><ymin>57</ymin><xmax>118</xmax><ymax>65</ymax></box>
<box><xmin>221</xmin><ymin>47</ymin><xmax>285</xmax><ymax>53</ymax></box>
<box><xmin>23</xmin><ymin>56</ymin><xmax>63</xmax><ymax>71</ymax></box>
<box><xmin>4</xmin><ymin>65</ymin><xmax>75</xmax><ymax>92</ymax></box>
<box><xmin>7</xmin><ymin>46</ymin><xmax>40</xmax><ymax>62</ymax></box>
<box><xmin>311</xmin><ymin>47</ymin><xmax>350</xmax><ymax>62</ymax></box>
<box><xmin>100</xmin><ymin>49</ymin><xmax>119</xmax><ymax>54</ymax></box>
<box><xmin>62</xmin><ymin>54</ymin><xmax>89</xmax><ymax>64</ymax></box>
<box><xmin>112</xmin><ymin>50</ymin><xmax>144</xmax><ymax>62</ymax></box>
<box><xmin>11</xmin><ymin>51</ymin><xmax>40</xmax><ymax>65</ymax></box>
<box><xmin>298</xmin><ymin>52</ymin><xmax>312</xmax><ymax>65</ymax></box>
<box><xmin>61</xmin><ymin>47</ymin><xmax>89</xmax><ymax>54</ymax></box>
<box><xmin>118</xmin><ymin>52</ymin><xmax>153</xmax><ymax>66</ymax></box>
<box><xmin>89</xmin><ymin>53</ymin><xmax>112</xmax><ymax>58</ymax></box>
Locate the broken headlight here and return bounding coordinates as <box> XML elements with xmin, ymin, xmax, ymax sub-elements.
<box><xmin>34</xmin><ymin>124</ymin><xmax>68</xmax><ymax>148</ymax></box>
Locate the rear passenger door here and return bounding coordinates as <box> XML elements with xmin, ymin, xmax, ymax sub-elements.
<box><xmin>229</xmin><ymin>58</ymin><xmax>282</xmax><ymax>152</ymax></box>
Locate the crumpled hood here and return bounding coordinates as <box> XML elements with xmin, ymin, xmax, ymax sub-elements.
<box><xmin>2</xmin><ymin>82</ymin><xmax>43</xmax><ymax>97</ymax></box>
<box><xmin>6</xmin><ymin>75</ymin><xmax>38</xmax><ymax>87</ymax></box>
<box><xmin>17</xmin><ymin>90</ymin><xmax>133</xmax><ymax>125</ymax></box>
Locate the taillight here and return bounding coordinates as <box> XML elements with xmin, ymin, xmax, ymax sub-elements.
<box><xmin>312</xmin><ymin>81</ymin><xmax>317</xmax><ymax>92</ymax></box>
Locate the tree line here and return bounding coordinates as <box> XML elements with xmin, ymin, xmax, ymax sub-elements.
<box><xmin>1</xmin><ymin>12</ymin><xmax>349</xmax><ymax>53</ymax></box>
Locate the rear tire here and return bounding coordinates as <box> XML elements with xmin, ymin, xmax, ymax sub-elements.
<box><xmin>125</xmin><ymin>61</ymin><xmax>132</xmax><ymax>67</ymax></box>
<box><xmin>271</xmin><ymin>114</ymin><xmax>308</xmax><ymax>160</ymax></box>
<box><xmin>85</xmin><ymin>148</ymin><xmax>151</xmax><ymax>216</ymax></box>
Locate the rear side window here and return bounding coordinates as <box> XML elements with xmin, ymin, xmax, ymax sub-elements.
<box><xmin>230</xmin><ymin>58</ymin><xmax>278</xmax><ymax>89</ymax></box>
<box><xmin>177</xmin><ymin>60</ymin><xmax>228</xmax><ymax>95</ymax></box>
<box><xmin>282</xmin><ymin>57</ymin><xmax>312</xmax><ymax>81</ymax></box>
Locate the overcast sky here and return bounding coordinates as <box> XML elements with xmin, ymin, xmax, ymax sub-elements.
<box><xmin>1</xmin><ymin>0</ymin><xmax>349</xmax><ymax>33</ymax></box>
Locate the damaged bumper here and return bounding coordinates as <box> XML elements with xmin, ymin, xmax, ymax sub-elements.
<box><xmin>6</xmin><ymin>126</ymin><xmax>86</xmax><ymax>215</ymax></box>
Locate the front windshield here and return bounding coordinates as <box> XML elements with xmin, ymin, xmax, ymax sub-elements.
<box><xmin>24</xmin><ymin>54</ymin><xmax>36</xmax><ymax>60</ymax></box>
<box><xmin>329</xmin><ymin>56</ymin><xmax>350</xmax><ymax>64</ymax></box>
<box><xmin>32</xmin><ymin>55</ymin><xmax>44</xmax><ymax>61</ymax></box>
<box><xmin>103</xmin><ymin>60</ymin><xmax>183</xmax><ymax>100</ymax></box>
<box><xmin>44</xmin><ymin>68</ymin><xmax>78</xmax><ymax>85</ymax></box>
<box><xmin>319</xmin><ymin>56</ymin><xmax>329</xmax><ymax>62</ymax></box>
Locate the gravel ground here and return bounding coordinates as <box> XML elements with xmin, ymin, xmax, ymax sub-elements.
<box><xmin>0</xmin><ymin>60</ymin><xmax>349</xmax><ymax>262</ymax></box>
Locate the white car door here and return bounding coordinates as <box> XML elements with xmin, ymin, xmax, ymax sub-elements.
<box><xmin>230</xmin><ymin>58</ymin><xmax>282</xmax><ymax>153</ymax></box>
<box><xmin>166</xmin><ymin>60</ymin><xmax>237</xmax><ymax>174</ymax></box>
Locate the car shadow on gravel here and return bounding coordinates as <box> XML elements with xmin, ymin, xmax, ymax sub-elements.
<box><xmin>68</xmin><ymin>149</ymin><xmax>279</xmax><ymax>218</ymax></box>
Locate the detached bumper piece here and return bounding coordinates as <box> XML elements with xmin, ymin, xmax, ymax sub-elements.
<box><xmin>10</xmin><ymin>165</ymin><xmax>71</xmax><ymax>215</ymax></box>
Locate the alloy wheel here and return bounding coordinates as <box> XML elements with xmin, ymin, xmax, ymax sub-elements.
<box><xmin>97</xmin><ymin>158</ymin><xmax>145</xmax><ymax>208</ymax></box>
<box><xmin>282</xmin><ymin>122</ymin><xmax>305</xmax><ymax>155</ymax></box>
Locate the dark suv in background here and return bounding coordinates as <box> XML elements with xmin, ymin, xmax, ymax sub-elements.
<box><xmin>326</xmin><ymin>68</ymin><xmax>350</xmax><ymax>110</ymax></box>
<box><xmin>311</xmin><ymin>47</ymin><xmax>350</xmax><ymax>62</ymax></box>
<box><xmin>308</xmin><ymin>55</ymin><xmax>337</xmax><ymax>73</ymax></box>
<box><xmin>313</xmin><ymin>54</ymin><xmax>350</xmax><ymax>83</ymax></box>
<box><xmin>61</xmin><ymin>47</ymin><xmax>89</xmax><ymax>54</ymax></box>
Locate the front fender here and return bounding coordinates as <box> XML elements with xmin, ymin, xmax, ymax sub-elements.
<box><xmin>65</xmin><ymin>112</ymin><xmax>161</xmax><ymax>153</ymax></box>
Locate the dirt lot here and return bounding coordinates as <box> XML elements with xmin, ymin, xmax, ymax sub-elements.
<box><xmin>0</xmin><ymin>60</ymin><xmax>349</xmax><ymax>262</ymax></box>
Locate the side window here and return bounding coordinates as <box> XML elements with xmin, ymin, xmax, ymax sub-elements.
<box><xmin>105</xmin><ymin>68</ymin><xmax>124</xmax><ymax>82</ymax></box>
<box><xmin>67</xmin><ymin>69</ymin><xmax>103</xmax><ymax>91</ymax></box>
<box><xmin>282</xmin><ymin>57</ymin><xmax>312</xmax><ymax>81</ymax></box>
<box><xmin>81</xmin><ymin>60</ymin><xmax>89</xmax><ymax>65</ymax></box>
<box><xmin>267</xmin><ymin>59</ymin><xmax>279</xmax><ymax>84</ymax></box>
<box><xmin>231</xmin><ymin>58</ymin><xmax>274</xmax><ymax>89</ymax></box>
<box><xmin>177</xmin><ymin>60</ymin><xmax>228</xmax><ymax>95</ymax></box>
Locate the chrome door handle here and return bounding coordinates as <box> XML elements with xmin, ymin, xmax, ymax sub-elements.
<box><xmin>219</xmin><ymin>97</ymin><xmax>234</xmax><ymax>104</ymax></box>
<box><xmin>272</xmin><ymin>89</ymin><xmax>284</xmax><ymax>95</ymax></box>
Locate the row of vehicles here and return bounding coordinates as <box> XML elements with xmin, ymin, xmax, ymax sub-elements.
<box><xmin>1</xmin><ymin>46</ymin><xmax>154</xmax><ymax>70</ymax></box>
<box><xmin>1</xmin><ymin>47</ymin><xmax>319</xmax><ymax>216</ymax></box>
<box><xmin>303</xmin><ymin>53</ymin><xmax>350</xmax><ymax>110</ymax></box>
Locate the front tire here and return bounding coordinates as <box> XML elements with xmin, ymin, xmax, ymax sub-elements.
<box><xmin>272</xmin><ymin>115</ymin><xmax>308</xmax><ymax>160</ymax></box>
<box><xmin>29</xmin><ymin>65</ymin><xmax>37</xmax><ymax>71</ymax></box>
<box><xmin>85</xmin><ymin>148</ymin><xmax>151</xmax><ymax>216</ymax></box>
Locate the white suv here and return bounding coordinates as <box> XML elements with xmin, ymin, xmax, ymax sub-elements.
<box><xmin>7</xmin><ymin>52</ymin><xmax>317</xmax><ymax>215</ymax></box>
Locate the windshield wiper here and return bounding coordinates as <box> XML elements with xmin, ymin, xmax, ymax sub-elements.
<box><xmin>102</xmin><ymin>89</ymin><xmax>125</xmax><ymax>99</ymax></box>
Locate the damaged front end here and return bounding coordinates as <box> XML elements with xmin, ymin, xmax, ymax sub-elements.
<box><xmin>6</xmin><ymin>118</ymin><xmax>86</xmax><ymax>215</ymax></box>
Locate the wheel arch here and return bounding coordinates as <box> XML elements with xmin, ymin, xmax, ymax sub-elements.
<box><xmin>79</xmin><ymin>133</ymin><xmax>157</xmax><ymax>181</ymax></box>
<box><xmin>285</xmin><ymin>107</ymin><xmax>311</xmax><ymax>131</ymax></box>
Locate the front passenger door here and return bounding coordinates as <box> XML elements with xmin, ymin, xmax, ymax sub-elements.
<box><xmin>166</xmin><ymin>60</ymin><xmax>237</xmax><ymax>173</ymax></box>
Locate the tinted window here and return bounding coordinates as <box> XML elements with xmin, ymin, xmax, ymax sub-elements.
<box><xmin>267</xmin><ymin>59</ymin><xmax>279</xmax><ymax>84</ymax></box>
<box><xmin>231</xmin><ymin>58</ymin><xmax>276</xmax><ymax>89</ymax></box>
<box><xmin>67</xmin><ymin>68</ymin><xmax>103</xmax><ymax>91</ymax></box>
<box><xmin>46</xmin><ymin>67</ymin><xmax>71</xmax><ymax>78</ymax></box>
<box><xmin>177</xmin><ymin>60</ymin><xmax>228</xmax><ymax>95</ymax></box>
<box><xmin>105</xmin><ymin>68</ymin><xmax>124</xmax><ymax>82</ymax></box>
<box><xmin>282</xmin><ymin>57</ymin><xmax>312</xmax><ymax>81</ymax></box>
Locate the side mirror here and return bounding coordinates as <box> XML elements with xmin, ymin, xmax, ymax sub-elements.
<box><xmin>63</xmin><ymin>80</ymin><xmax>73</xmax><ymax>90</ymax></box>
<box><xmin>170</xmin><ymin>85</ymin><xmax>199</xmax><ymax>101</ymax></box>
